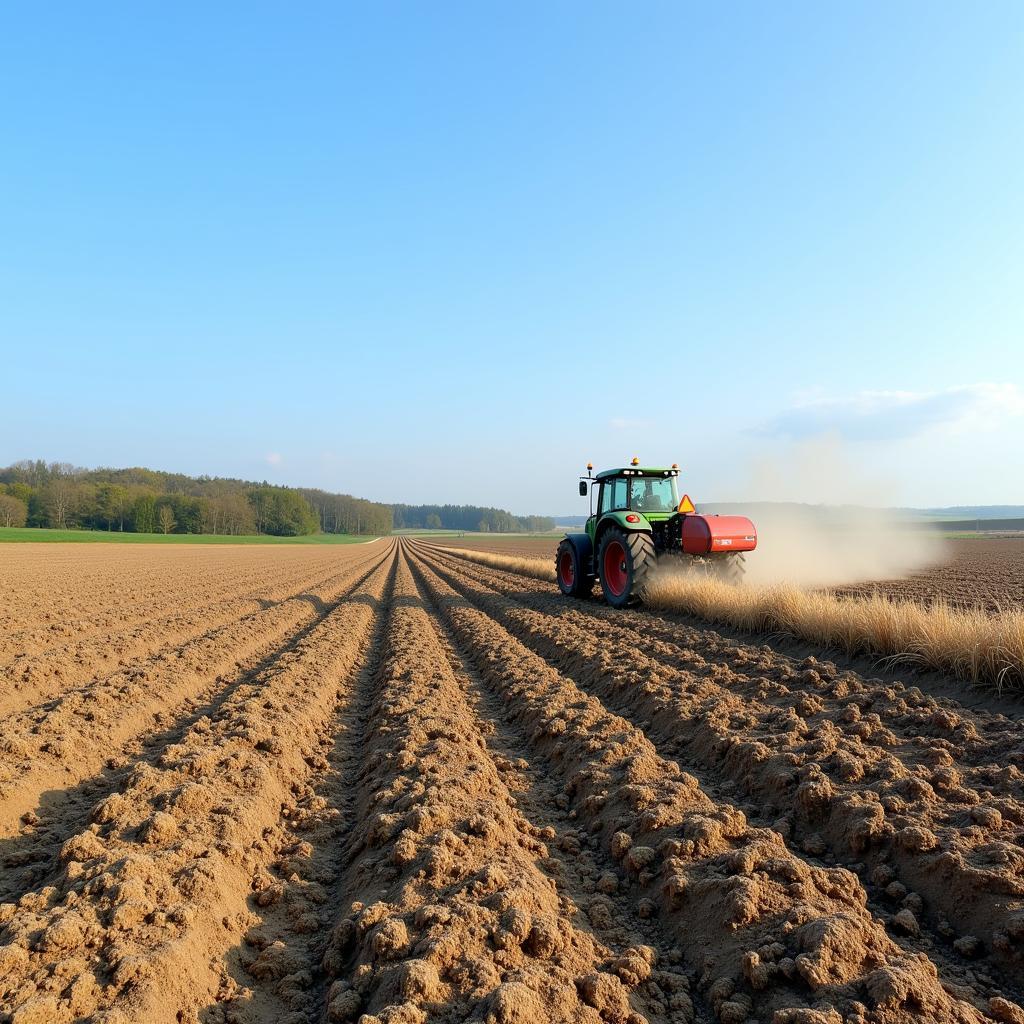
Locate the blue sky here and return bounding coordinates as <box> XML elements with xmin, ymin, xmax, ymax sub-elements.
<box><xmin>2</xmin><ymin>2</ymin><xmax>1022</xmax><ymax>513</ymax></box>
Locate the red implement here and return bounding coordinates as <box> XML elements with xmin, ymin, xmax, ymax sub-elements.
<box><xmin>680</xmin><ymin>514</ymin><xmax>758</xmax><ymax>555</ymax></box>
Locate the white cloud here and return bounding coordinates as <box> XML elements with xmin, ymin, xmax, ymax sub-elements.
<box><xmin>265</xmin><ymin>452</ymin><xmax>283</xmax><ymax>466</ymax></box>
<box><xmin>756</xmin><ymin>383</ymin><xmax>1023</xmax><ymax>442</ymax></box>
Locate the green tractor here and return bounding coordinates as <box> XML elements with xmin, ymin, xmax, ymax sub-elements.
<box><xmin>555</xmin><ymin>458</ymin><xmax>758</xmax><ymax>607</ymax></box>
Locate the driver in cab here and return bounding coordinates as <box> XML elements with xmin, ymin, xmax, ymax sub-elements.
<box><xmin>632</xmin><ymin>479</ymin><xmax>666</xmax><ymax>512</ymax></box>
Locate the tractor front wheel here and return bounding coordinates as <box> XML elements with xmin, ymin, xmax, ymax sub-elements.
<box><xmin>598</xmin><ymin>528</ymin><xmax>656</xmax><ymax>608</ymax></box>
<box><xmin>555</xmin><ymin>539</ymin><xmax>593</xmax><ymax>598</ymax></box>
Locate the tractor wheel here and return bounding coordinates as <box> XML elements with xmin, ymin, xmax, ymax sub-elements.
<box><xmin>555</xmin><ymin>540</ymin><xmax>593</xmax><ymax>598</ymax></box>
<box><xmin>598</xmin><ymin>528</ymin><xmax>656</xmax><ymax>608</ymax></box>
<box><xmin>717</xmin><ymin>553</ymin><xmax>747</xmax><ymax>585</ymax></box>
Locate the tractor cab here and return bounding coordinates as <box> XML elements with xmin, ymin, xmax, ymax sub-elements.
<box><xmin>585</xmin><ymin>463</ymin><xmax>682</xmax><ymax>544</ymax></box>
<box><xmin>558</xmin><ymin>457</ymin><xmax>757</xmax><ymax>607</ymax></box>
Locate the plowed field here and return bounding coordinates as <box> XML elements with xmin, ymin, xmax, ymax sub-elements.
<box><xmin>2</xmin><ymin>540</ymin><xmax>1023</xmax><ymax>1024</ymax></box>
<box><xmin>426</xmin><ymin>535</ymin><xmax>558</xmax><ymax>559</ymax></box>
<box><xmin>837</xmin><ymin>539</ymin><xmax>1024</xmax><ymax>613</ymax></box>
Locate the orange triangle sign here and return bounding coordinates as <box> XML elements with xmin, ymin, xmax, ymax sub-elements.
<box><xmin>678</xmin><ymin>494</ymin><xmax>696</xmax><ymax>514</ymax></box>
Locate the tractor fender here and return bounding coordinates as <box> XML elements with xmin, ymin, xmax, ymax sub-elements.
<box><xmin>562</xmin><ymin>533</ymin><xmax>595</xmax><ymax>577</ymax></box>
<box><xmin>596</xmin><ymin>510</ymin><xmax>653</xmax><ymax>537</ymax></box>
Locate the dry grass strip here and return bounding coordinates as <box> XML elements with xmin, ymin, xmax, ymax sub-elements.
<box><xmin>434</xmin><ymin>545</ymin><xmax>1024</xmax><ymax>691</ymax></box>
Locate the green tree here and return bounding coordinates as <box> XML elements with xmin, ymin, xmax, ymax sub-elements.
<box><xmin>6</xmin><ymin>482</ymin><xmax>33</xmax><ymax>506</ymax></box>
<box><xmin>425</xmin><ymin>513</ymin><xmax>442</xmax><ymax>530</ymax></box>
<box><xmin>248</xmin><ymin>486</ymin><xmax>318</xmax><ymax>536</ymax></box>
<box><xmin>96</xmin><ymin>483</ymin><xmax>130</xmax><ymax>530</ymax></box>
<box><xmin>111</xmin><ymin>485</ymin><xmax>129</xmax><ymax>531</ymax></box>
<box><xmin>132</xmin><ymin>493</ymin><xmax>157</xmax><ymax>533</ymax></box>
<box><xmin>167</xmin><ymin>495</ymin><xmax>201</xmax><ymax>533</ymax></box>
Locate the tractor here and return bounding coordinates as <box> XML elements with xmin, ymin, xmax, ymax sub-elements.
<box><xmin>555</xmin><ymin>459</ymin><xmax>758</xmax><ymax>607</ymax></box>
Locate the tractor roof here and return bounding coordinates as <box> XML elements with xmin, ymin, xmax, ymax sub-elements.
<box><xmin>594</xmin><ymin>467</ymin><xmax>679</xmax><ymax>481</ymax></box>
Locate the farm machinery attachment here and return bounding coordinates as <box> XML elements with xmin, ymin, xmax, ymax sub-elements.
<box><xmin>556</xmin><ymin>459</ymin><xmax>757</xmax><ymax>607</ymax></box>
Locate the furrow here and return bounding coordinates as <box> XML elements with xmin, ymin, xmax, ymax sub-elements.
<box><xmin>421</xmin><ymin>543</ymin><xmax>1024</xmax><ymax>766</ymax></box>
<box><xmin>0</xmin><ymin>546</ymin><xmax>393</xmax><ymax>906</ymax></box>
<box><xmin>308</xmin><ymin>545</ymin><xmax>667</xmax><ymax>1024</ymax></box>
<box><xmin>0</xmin><ymin>550</ymin><xmax>384</xmax><ymax>718</ymax></box>
<box><xmin>417</xmin><ymin>545</ymin><xmax>1024</xmax><ymax>991</ymax></box>
<box><xmin>203</xmin><ymin>547</ymin><xmax>401</xmax><ymax>1024</ymax></box>
<box><xmin>0</xmin><ymin>558</ymin><xmax>266</xmax><ymax>666</ymax></box>
<box><xmin>419</xmin><ymin>553</ymin><xmax>1024</xmax><ymax>1005</ymax></box>
<box><xmin>0</xmin><ymin>545</ymin><xmax>384</xmax><ymax>658</ymax></box>
<box><xmin>406</xmin><ymin>544</ymin><xmax>993</xmax><ymax>1024</ymax></box>
<box><xmin>0</xmin><ymin>545</ymin><xmax>393</xmax><ymax>1024</ymax></box>
<box><xmin>427</xmin><ymin>544</ymin><xmax>1024</xmax><ymax>807</ymax></box>
<box><xmin>406</xmin><ymin>547</ymin><xmax>710</xmax><ymax>1024</ymax></box>
<box><xmin>0</xmin><ymin>545</ymin><xmax>394</xmax><ymax>840</ymax></box>
<box><xmin>0</xmin><ymin>549</ymin><xmax>268</xmax><ymax>646</ymax></box>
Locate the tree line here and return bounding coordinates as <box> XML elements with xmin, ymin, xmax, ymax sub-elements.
<box><xmin>0</xmin><ymin>461</ymin><xmax>390</xmax><ymax>537</ymax></box>
<box><xmin>297</xmin><ymin>488</ymin><xmax>392</xmax><ymax>537</ymax></box>
<box><xmin>0</xmin><ymin>461</ymin><xmax>555</xmax><ymax>538</ymax></box>
<box><xmin>393</xmin><ymin>503</ymin><xmax>555</xmax><ymax>533</ymax></box>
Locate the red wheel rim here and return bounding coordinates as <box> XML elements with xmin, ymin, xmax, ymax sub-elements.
<box><xmin>603</xmin><ymin>540</ymin><xmax>628</xmax><ymax>597</ymax></box>
<box><xmin>558</xmin><ymin>550</ymin><xmax>575</xmax><ymax>587</ymax></box>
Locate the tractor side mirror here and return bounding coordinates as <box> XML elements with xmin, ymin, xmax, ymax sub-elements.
<box><xmin>579</xmin><ymin>481</ymin><xmax>588</xmax><ymax>496</ymax></box>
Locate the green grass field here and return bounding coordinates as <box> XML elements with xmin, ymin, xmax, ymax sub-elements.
<box><xmin>0</xmin><ymin>527</ymin><xmax>378</xmax><ymax>545</ymax></box>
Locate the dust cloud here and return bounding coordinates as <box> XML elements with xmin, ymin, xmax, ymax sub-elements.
<box><xmin>714</xmin><ymin>436</ymin><xmax>950</xmax><ymax>588</ymax></box>
<box><xmin>737</xmin><ymin>504</ymin><xmax>948</xmax><ymax>587</ymax></box>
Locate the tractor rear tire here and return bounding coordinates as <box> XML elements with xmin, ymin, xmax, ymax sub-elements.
<box><xmin>598</xmin><ymin>528</ymin><xmax>656</xmax><ymax>608</ymax></box>
<box><xmin>717</xmin><ymin>553</ymin><xmax>747</xmax><ymax>585</ymax></box>
<box><xmin>556</xmin><ymin>539</ymin><xmax>593</xmax><ymax>598</ymax></box>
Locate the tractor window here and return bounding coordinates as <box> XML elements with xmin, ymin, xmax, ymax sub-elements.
<box><xmin>629</xmin><ymin>477</ymin><xmax>678</xmax><ymax>513</ymax></box>
<box><xmin>601</xmin><ymin>477</ymin><xmax>628</xmax><ymax>512</ymax></box>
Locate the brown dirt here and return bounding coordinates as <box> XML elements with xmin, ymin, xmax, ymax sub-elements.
<box><xmin>427</xmin><ymin>536</ymin><xmax>560</xmax><ymax>560</ymax></box>
<box><xmin>1</xmin><ymin>539</ymin><xmax>1023</xmax><ymax>1024</ymax></box>
<box><xmin>836</xmin><ymin>539</ymin><xmax>1024</xmax><ymax>613</ymax></box>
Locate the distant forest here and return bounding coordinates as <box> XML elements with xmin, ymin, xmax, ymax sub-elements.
<box><xmin>0</xmin><ymin>461</ymin><xmax>391</xmax><ymax>537</ymax></box>
<box><xmin>0</xmin><ymin>461</ymin><xmax>555</xmax><ymax>537</ymax></box>
<box><xmin>394</xmin><ymin>504</ymin><xmax>554</xmax><ymax>533</ymax></box>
